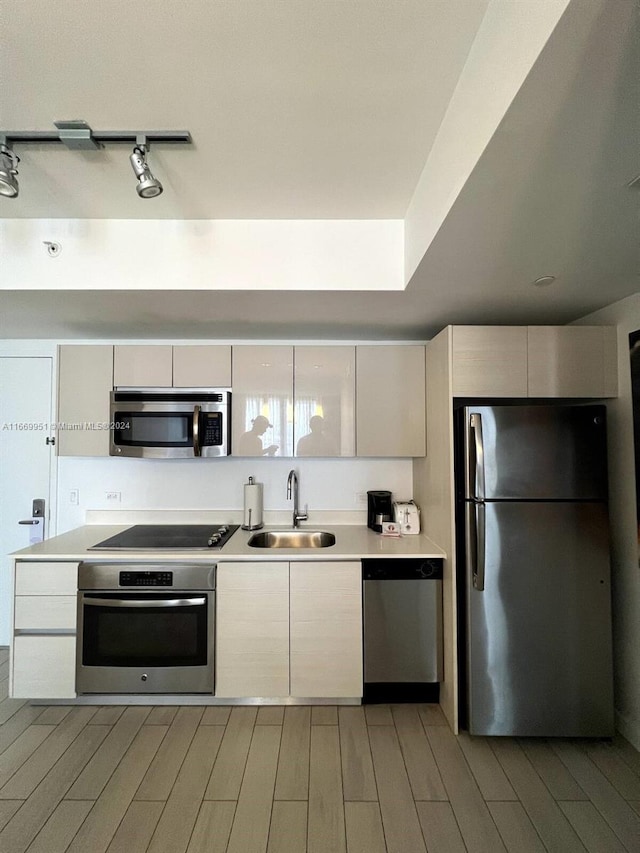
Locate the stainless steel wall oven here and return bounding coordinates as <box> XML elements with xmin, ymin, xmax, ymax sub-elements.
<box><xmin>77</xmin><ymin>562</ymin><xmax>215</xmax><ymax>694</ymax></box>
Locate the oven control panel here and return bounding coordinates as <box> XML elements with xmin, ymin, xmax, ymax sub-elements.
<box><xmin>119</xmin><ymin>571</ymin><xmax>173</xmax><ymax>586</ymax></box>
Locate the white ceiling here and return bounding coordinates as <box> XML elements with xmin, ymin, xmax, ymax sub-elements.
<box><xmin>0</xmin><ymin>0</ymin><xmax>488</xmax><ymax>219</ymax></box>
<box><xmin>1</xmin><ymin>0</ymin><xmax>638</xmax><ymax>339</ymax></box>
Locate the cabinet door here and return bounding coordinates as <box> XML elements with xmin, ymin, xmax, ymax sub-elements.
<box><xmin>290</xmin><ymin>561</ymin><xmax>362</xmax><ymax>698</ymax></box>
<box><xmin>57</xmin><ymin>346</ymin><xmax>113</xmax><ymax>456</ymax></box>
<box><xmin>528</xmin><ymin>326</ymin><xmax>618</xmax><ymax>398</ymax></box>
<box><xmin>216</xmin><ymin>562</ymin><xmax>289</xmax><ymax>697</ymax></box>
<box><xmin>356</xmin><ymin>345</ymin><xmax>425</xmax><ymax>456</ymax></box>
<box><xmin>172</xmin><ymin>345</ymin><xmax>232</xmax><ymax>387</ymax></box>
<box><xmin>231</xmin><ymin>346</ymin><xmax>294</xmax><ymax>457</ymax></box>
<box><xmin>294</xmin><ymin>346</ymin><xmax>355</xmax><ymax>457</ymax></box>
<box><xmin>12</xmin><ymin>635</ymin><xmax>76</xmax><ymax>698</ymax></box>
<box><xmin>451</xmin><ymin>326</ymin><xmax>528</xmax><ymax>397</ymax></box>
<box><xmin>113</xmin><ymin>345</ymin><xmax>172</xmax><ymax>387</ymax></box>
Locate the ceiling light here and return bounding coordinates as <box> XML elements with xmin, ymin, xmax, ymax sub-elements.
<box><xmin>0</xmin><ymin>121</ymin><xmax>190</xmax><ymax>200</ymax></box>
<box><xmin>129</xmin><ymin>140</ymin><xmax>163</xmax><ymax>199</ymax></box>
<box><xmin>0</xmin><ymin>142</ymin><xmax>19</xmax><ymax>198</ymax></box>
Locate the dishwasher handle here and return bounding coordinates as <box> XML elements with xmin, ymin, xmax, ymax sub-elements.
<box><xmin>362</xmin><ymin>558</ymin><xmax>443</xmax><ymax>581</ymax></box>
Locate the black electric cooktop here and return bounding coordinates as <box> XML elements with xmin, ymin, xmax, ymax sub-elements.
<box><xmin>89</xmin><ymin>524</ymin><xmax>239</xmax><ymax>551</ymax></box>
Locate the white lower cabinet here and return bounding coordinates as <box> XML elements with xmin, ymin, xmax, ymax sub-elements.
<box><xmin>215</xmin><ymin>562</ymin><xmax>289</xmax><ymax>697</ymax></box>
<box><xmin>215</xmin><ymin>560</ymin><xmax>362</xmax><ymax>699</ymax></box>
<box><xmin>290</xmin><ymin>562</ymin><xmax>362</xmax><ymax>698</ymax></box>
<box><xmin>12</xmin><ymin>635</ymin><xmax>76</xmax><ymax>699</ymax></box>
<box><xmin>12</xmin><ymin>560</ymin><xmax>78</xmax><ymax>699</ymax></box>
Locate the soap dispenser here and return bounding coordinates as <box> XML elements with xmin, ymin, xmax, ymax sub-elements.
<box><xmin>242</xmin><ymin>476</ymin><xmax>264</xmax><ymax>530</ymax></box>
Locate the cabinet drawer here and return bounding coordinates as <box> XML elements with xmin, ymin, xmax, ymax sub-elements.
<box><xmin>15</xmin><ymin>596</ymin><xmax>76</xmax><ymax>630</ymax></box>
<box><xmin>12</xmin><ymin>635</ymin><xmax>76</xmax><ymax>699</ymax></box>
<box><xmin>15</xmin><ymin>562</ymin><xmax>78</xmax><ymax>595</ymax></box>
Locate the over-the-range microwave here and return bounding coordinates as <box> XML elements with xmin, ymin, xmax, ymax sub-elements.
<box><xmin>110</xmin><ymin>389</ymin><xmax>231</xmax><ymax>458</ymax></box>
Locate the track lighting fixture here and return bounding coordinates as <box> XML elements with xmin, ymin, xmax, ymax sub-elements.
<box><xmin>129</xmin><ymin>139</ymin><xmax>163</xmax><ymax>198</ymax></box>
<box><xmin>0</xmin><ymin>120</ymin><xmax>190</xmax><ymax>200</ymax></box>
<box><xmin>0</xmin><ymin>141</ymin><xmax>20</xmax><ymax>198</ymax></box>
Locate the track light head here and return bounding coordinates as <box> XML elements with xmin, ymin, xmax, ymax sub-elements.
<box><xmin>129</xmin><ymin>143</ymin><xmax>163</xmax><ymax>199</ymax></box>
<box><xmin>0</xmin><ymin>143</ymin><xmax>19</xmax><ymax>198</ymax></box>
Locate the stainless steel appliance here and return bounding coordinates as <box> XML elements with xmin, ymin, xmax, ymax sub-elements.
<box><xmin>362</xmin><ymin>558</ymin><xmax>443</xmax><ymax>702</ymax></box>
<box><xmin>457</xmin><ymin>404</ymin><xmax>614</xmax><ymax>736</ymax></box>
<box><xmin>89</xmin><ymin>524</ymin><xmax>239</xmax><ymax>551</ymax></box>
<box><xmin>77</xmin><ymin>562</ymin><xmax>215</xmax><ymax>694</ymax></box>
<box><xmin>110</xmin><ymin>389</ymin><xmax>230</xmax><ymax>458</ymax></box>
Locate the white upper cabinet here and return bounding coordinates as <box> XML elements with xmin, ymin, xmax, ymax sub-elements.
<box><xmin>451</xmin><ymin>326</ymin><xmax>528</xmax><ymax>398</ymax></box>
<box><xmin>356</xmin><ymin>345</ymin><xmax>426</xmax><ymax>457</ymax></box>
<box><xmin>172</xmin><ymin>345</ymin><xmax>231</xmax><ymax>387</ymax></box>
<box><xmin>113</xmin><ymin>345</ymin><xmax>172</xmax><ymax>387</ymax></box>
<box><xmin>527</xmin><ymin>326</ymin><xmax>618</xmax><ymax>398</ymax></box>
<box><xmin>294</xmin><ymin>347</ymin><xmax>355</xmax><ymax>457</ymax></box>
<box><xmin>57</xmin><ymin>345</ymin><xmax>113</xmax><ymax>457</ymax></box>
<box><xmin>114</xmin><ymin>344</ymin><xmax>231</xmax><ymax>388</ymax></box>
<box><xmin>449</xmin><ymin>325</ymin><xmax>617</xmax><ymax>399</ymax></box>
<box><xmin>232</xmin><ymin>346</ymin><xmax>294</xmax><ymax>457</ymax></box>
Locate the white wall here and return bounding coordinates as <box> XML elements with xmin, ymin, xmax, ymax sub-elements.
<box><xmin>575</xmin><ymin>293</ymin><xmax>640</xmax><ymax>749</ymax></box>
<box><xmin>0</xmin><ymin>219</ymin><xmax>404</xmax><ymax>292</ymax></box>
<box><xmin>56</xmin><ymin>456</ymin><xmax>412</xmax><ymax>533</ymax></box>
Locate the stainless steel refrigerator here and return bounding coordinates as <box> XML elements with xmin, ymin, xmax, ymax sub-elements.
<box><xmin>457</xmin><ymin>404</ymin><xmax>614</xmax><ymax>736</ymax></box>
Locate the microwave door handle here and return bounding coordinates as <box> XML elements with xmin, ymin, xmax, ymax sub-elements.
<box><xmin>82</xmin><ymin>597</ymin><xmax>207</xmax><ymax>608</ymax></box>
<box><xmin>193</xmin><ymin>405</ymin><xmax>201</xmax><ymax>456</ymax></box>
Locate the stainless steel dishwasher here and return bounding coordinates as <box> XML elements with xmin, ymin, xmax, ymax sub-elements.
<box><xmin>362</xmin><ymin>558</ymin><xmax>443</xmax><ymax>703</ymax></box>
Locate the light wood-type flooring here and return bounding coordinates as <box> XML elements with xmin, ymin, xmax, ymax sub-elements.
<box><xmin>0</xmin><ymin>649</ymin><xmax>639</xmax><ymax>853</ymax></box>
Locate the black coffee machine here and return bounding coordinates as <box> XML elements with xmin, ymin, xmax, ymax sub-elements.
<box><xmin>367</xmin><ymin>490</ymin><xmax>394</xmax><ymax>532</ymax></box>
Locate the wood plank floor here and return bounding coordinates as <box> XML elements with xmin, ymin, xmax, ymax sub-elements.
<box><xmin>0</xmin><ymin>651</ymin><xmax>639</xmax><ymax>852</ymax></box>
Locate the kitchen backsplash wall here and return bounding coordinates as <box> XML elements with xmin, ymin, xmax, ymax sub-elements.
<box><xmin>56</xmin><ymin>456</ymin><xmax>413</xmax><ymax>533</ymax></box>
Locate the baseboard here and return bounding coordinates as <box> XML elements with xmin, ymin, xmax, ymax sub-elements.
<box><xmin>363</xmin><ymin>682</ymin><xmax>440</xmax><ymax>704</ymax></box>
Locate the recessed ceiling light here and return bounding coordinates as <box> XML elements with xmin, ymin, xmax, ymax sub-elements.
<box><xmin>533</xmin><ymin>275</ymin><xmax>557</xmax><ymax>287</ymax></box>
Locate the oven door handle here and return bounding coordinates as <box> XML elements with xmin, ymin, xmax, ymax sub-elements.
<box><xmin>82</xmin><ymin>597</ymin><xmax>207</xmax><ymax>608</ymax></box>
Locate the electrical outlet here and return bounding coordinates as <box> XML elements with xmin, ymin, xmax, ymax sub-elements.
<box><xmin>356</xmin><ymin>492</ymin><xmax>367</xmax><ymax>505</ymax></box>
<box><xmin>105</xmin><ymin>491</ymin><xmax>121</xmax><ymax>502</ymax></box>
<box><xmin>69</xmin><ymin>489</ymin><xmax>79</xmax><ymax>505</ymax></box>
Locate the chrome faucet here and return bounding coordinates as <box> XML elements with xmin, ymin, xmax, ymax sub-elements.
<box><xmin>287</xmin><ymin>469</ymin><xmax>308</xmax><ymax>528</ymax></box>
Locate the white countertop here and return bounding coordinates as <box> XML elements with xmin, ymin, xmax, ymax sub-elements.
<box><xmin>12</xmin><ymin>523</ymin><xmax>446</xmax><ymax>562</ymax></box>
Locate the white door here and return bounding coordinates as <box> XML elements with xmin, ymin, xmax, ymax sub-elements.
<box><xmin>0</xmin><ymin>358</ymin><xmax>54</xmax><ymax>645</ymax></box>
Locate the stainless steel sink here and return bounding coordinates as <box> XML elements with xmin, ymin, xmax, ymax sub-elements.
<box><xmin>248</xmin><ymin>530</ymin><xmax>336</xmax><ymax>549</ymax></box>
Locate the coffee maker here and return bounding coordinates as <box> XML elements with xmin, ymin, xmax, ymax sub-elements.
<box><xmin>367</xmin><ymin>490</ymin><xmax>394</xmax><ymax>532</ymax></box>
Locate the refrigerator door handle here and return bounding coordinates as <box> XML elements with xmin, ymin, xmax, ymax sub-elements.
<box><xmin>466</xmin><ymin>499</ymin><xmax>486</xmax><ymax>591</ymax></box>
<box><xmin>474</xmin><ymin>500</ymin><xmax>486</xmax><ymax>591</ymax></box>
<box><xmin>470</xmin><ymin>413</ymin><xmax>485</xmax><ymax>500</ymax></box>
